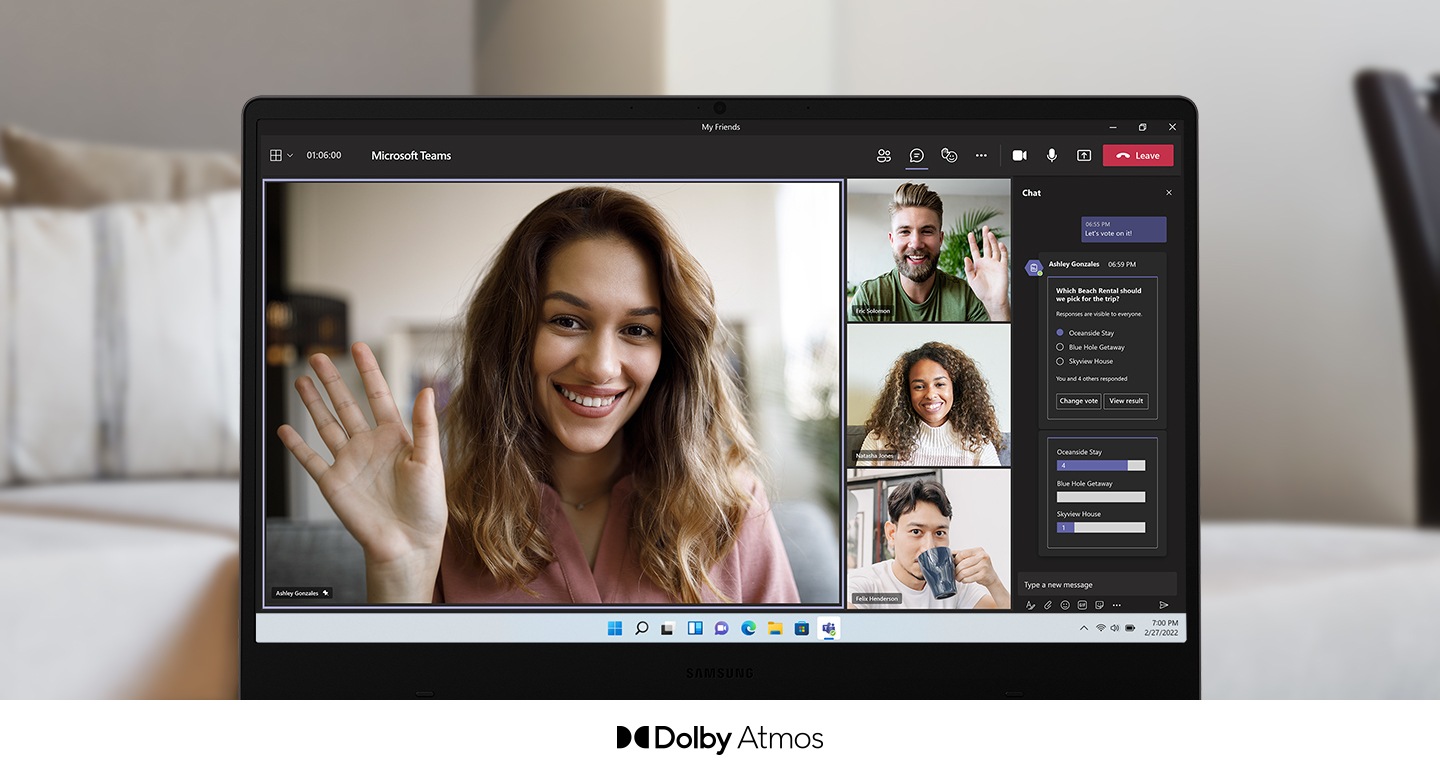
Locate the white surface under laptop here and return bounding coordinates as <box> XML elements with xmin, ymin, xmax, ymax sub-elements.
<box><xmin>1201</xmin><ymin>522</ymin><xmax>1440</xmax><ymax>699</ymax></box>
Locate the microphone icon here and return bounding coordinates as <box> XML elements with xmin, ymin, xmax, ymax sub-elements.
<box><xmin>1046</xmin><ymin>148</ymin><xmax>1057</xmax><ymax>162</ymax></box>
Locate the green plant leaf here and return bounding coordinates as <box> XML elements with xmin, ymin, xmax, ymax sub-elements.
<box><xmin>938</xmin><ymin>207</ymin><xmax>1008</xmax><ymax>279</ymax></box>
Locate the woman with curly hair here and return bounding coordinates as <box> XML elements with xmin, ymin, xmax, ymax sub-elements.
<box><xmin>278</xmin><ymin>186</ymin><xmax>798</xmax><ymax>604</ymax></box>
<box><xmin>856</xmin><ymin>341</ymin><xmax>1004</xmax><ymax>467</ymax></box>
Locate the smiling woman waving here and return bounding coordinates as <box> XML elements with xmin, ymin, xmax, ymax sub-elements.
<box><xmin>277</xmin><ymin>187</ymin><xmax>798</xmax><ymax>604</ymax></box>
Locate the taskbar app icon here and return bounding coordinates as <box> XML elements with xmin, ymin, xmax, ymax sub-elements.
<box><xmin>818</xmin><ymin>617</ymin><xmax>841</xmax><ymax>641</ymax></box>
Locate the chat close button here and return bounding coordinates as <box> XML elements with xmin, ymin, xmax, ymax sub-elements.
<box><xmin>1102</xmin><ymin>144</ymin><xmax>1173</xmax><ymax>167</ymax></box>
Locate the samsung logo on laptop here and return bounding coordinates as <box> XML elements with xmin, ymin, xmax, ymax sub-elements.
<box><xmin>684</xmin><ymin>666</ymin><xmax>754</xmax><ymax>679</ymax></box>
<box><xmin>616</xmin><ymin>725</ymin><xmax>823</xmax><ymax>755</ymax></box>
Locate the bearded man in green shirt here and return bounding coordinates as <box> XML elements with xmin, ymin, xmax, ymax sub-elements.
<box><xmin>849</xmin><ymin>182</ymin><xmax>1011</xmax><ymax>322</ymax></box>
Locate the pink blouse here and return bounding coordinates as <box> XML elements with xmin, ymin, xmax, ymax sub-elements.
<box><xmin>434</xmin><ymin>475</ymin><xmax>800</xmax><ymax>604</ymax></box>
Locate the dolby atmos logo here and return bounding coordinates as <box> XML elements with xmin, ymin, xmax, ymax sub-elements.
<box><xmin>616</xmin><ymin>725</ymin><xmax>822</xmax><ymax>755</ymax></box>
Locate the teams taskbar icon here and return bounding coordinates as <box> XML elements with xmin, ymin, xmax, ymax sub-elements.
<box><xmin>604</xmin><ymin>616</ymin><xmax>841</xmax><ymax>640</ymax></box>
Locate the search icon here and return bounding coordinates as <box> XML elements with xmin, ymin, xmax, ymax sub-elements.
<box><xmin>635</xmin><ymin>621</ymin><xmax>649</xmax><ymax>635</ymax></box>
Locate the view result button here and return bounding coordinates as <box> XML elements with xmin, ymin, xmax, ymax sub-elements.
<box><xmin>1104</xmin><ymin>393</ymin><xmax>1149</xmax><ymax>410</ymax></box>
<box><xmin>1102</xmin><ymin>144</ymin><xmax>1173</xmax><ymax>166</ymax></box>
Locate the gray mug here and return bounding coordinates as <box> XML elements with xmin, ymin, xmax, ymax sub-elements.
<box><xmin>917</xmin><ymin>547</ymin><xmax>958</xmax><ymax>600</ymax></box>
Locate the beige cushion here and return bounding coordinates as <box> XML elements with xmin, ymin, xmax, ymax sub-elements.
<box><xmin>0</xmin><ymin>190</ymin><xmax>240</xmax><ymax>483</ymax></box>
<box><xmin>0</xmin><ymin>207</ymin><xmax>99</xmax><ymax>481</ymax></box>
<box><xmin>2</xmin><ymin>125</ymin><xmax>240</xmax><ymax>208</ymax></box>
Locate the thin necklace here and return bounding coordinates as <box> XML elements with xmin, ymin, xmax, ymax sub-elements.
<box><xmin>559</xmin><ymin>486</ymin><xmax>610</xmax><ymax>511</ymax></box>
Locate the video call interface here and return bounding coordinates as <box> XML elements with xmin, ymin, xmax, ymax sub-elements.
<box><xmin>255</xmin><ymin>114</ymin><xmax>1189</xmax><ymax>644</ymax></box>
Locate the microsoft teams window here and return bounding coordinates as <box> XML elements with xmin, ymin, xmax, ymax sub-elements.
<box><xmin>256</xmin><ymin>112</ymin><xmax>1188</xmax><ymax>644</ymax></box>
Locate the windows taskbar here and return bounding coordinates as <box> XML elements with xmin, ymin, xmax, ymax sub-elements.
<box><xmin>256</xmin><ymin>612</ymin><xmax>1186</xmax><ymax>643</ymax></box>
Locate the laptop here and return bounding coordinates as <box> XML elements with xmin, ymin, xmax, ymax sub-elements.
<box><xmin>241</xmin><ymin>97</ymin><xmax>1198</xmax><ymax>698</ymax></box>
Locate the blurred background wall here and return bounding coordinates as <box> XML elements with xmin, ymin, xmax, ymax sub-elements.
<box><xmin>3</xmin><ymin>0</ymin><xmax>1435</xmax><ymax>525</ymax></box>
<box><xmin>0</xmin><ymin>1</ymin><xmax>472</xmax><ymax>162</ymax></box>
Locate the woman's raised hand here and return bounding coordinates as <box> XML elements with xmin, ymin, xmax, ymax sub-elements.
<box><xmin>277</xmin><ymin>342</ymin><xmax>448</xmax><ymax>603</ymax></box>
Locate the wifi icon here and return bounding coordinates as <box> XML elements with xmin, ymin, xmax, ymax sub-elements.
<box><xmin>1097</xmin><ymin>624</ymin><xmax>1107</xmax><ymax>631</ymax></box>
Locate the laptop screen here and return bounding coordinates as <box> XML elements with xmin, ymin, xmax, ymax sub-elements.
<box><xmin>242</xmin><ymin>98</ymin><xmax>1197</xmax><ymax>696</ymax></box>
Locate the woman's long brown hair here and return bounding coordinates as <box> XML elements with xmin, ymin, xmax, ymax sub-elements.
<box><xmin>443</xmin><ymin>187</ymin><xmax>762</xmax><ymax>602</ymax></box>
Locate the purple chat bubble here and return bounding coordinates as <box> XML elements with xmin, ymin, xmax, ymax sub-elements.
<box><xmin>1080</xmin><ymin>216</ymin><xmax>1166</xmax><ymax>243</ymax></box>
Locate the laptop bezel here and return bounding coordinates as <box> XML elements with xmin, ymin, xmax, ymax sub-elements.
<box><xmin>240</xmin><ymin>96</ymin><xmax>1199</xmax><ymax>699</ymax></box>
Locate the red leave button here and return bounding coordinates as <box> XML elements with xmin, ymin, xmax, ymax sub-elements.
<box><xmin>1102</xmin><ymin>144</ymin><xmax>1173</xmax><ymax>167</ymax></box>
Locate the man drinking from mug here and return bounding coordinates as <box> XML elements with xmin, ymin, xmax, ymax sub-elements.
<box><xmin>846</xmin><ymin>479</ymin><xmax>1010</xmax><ymax>609</ymax></box>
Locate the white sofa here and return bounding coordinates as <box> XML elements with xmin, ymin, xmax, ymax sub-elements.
<box><xmin>0</xmin><ymin>480</ymin><xmax>237</xmax><ymax>698</ymax></box>
<box><xmin>1</xmin><ymin>133</ymin><xmax>242</xmax><ymax>699</ymax></box>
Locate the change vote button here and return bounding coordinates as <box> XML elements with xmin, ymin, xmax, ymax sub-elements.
<box><xmin>1055</xmin><ymin>393</ymin><xmax>1101</xmax><ymax>410</ymax></box>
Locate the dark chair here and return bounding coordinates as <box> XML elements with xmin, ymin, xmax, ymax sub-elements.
<box><xmin>1356</xmin><ymin>70</ymin><xmax>1440</xmax><ymax>527</ymax></box>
